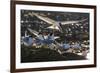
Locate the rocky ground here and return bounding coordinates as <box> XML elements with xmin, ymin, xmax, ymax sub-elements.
<box><xmin>21</xmin><ymin>45</ymin><xmax>86</xmax><ymax>63</ymax></box>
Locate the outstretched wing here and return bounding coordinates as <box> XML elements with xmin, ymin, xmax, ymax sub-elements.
<box><xmin>28</xmin><ymin>12</ymin><xmax>57</xmax><ymax>25</ymax></box>
<box><xmin>60</xmin><ymin>18</ymin><xmax>88</xmax><ymax>25</ymax></box>
<box><xmin>27</xmin><ymin>28</ymin><xmax>39</xmax><ymax>37</ymax></box>
<box><xmin>28</xmin><ymin>12</ymin><xmax>63</xmax><ymax>32</ymax></box>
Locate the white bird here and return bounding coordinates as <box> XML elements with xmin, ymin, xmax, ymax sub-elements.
<box><xmin>27</xmin><ymin>12</ymin><xmax>88</xmax><ymax>33</ymax></box>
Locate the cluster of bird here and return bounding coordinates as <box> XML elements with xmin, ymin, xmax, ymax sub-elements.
<box><xmin>21</xmin><ymin>12</ymin><xmax>89</xmax><ymax>56</ymax></box>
